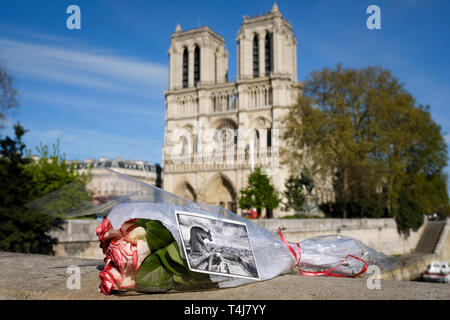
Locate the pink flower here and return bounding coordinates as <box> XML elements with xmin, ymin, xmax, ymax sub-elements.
<box><xmin>125</xmin><ymin>226</ymin><xmax>147</xmax><ymax>245</ymax></box>
<box><xmin>99</xmin><ymin>238</ymin><xmax>150</xmax><ymax>295</ymax></box>
<box><xmin>108</xmin><ymin>238</ymin><xmax>150</xmax><ymax>272</ymax></box>
<box><xmin>96</xmin><ymin>218</ymin><xmax>137</xmax><ymax>253</ymax></box>
<box><xmin>97</xmin><ymin>218</ymin><xmax>150</xmax><ymax>295</ymax></box>
<box><xmin>135</xmin><ymin>239</ymin><xmax>151</xmax><ymax>267</ymax></box>
<box><xmin>99</xmin><ymin>260</ymin><xmax>138</xmax><ymax>295</ymax></box>
<box><xmin>99</xmin><ymin>263</ymin><xmax>121</xmax><ymax>295</ymax></box>
<box><xmin>119</xmin><ymin>220</ymin><xmax>137</xmax><ymax>237</ymax></box>
<box><xmin>108</xmin><ymin>239</ymin><xmax>137</xmax><ymax>272</ymax></box>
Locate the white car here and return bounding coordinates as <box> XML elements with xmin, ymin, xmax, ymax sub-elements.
<box><xmin>422</xmin><ymin>261</ymin><xmax>450</xmax><ymax>283</ymax></box>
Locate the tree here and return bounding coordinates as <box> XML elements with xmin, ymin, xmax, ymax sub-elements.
<box><xmin>282</xmin><ymin>64</ymin><xmax>449</xmax><ymax>235</ymax></box>
<box><xmin>283</xmin><ymin>175</ymin><xmax>306</xmax><ymax>213</ymax></box>
<box><xmin>0</xmin><ymin>123</ymin><xmax>90</xmax><ymax>253</ymax></box>
<box><xmin>23</xmin><ymin>141</ymin><xmax>92</xmax><ymax>218</ymax></box>
<box><xmin>0</xmin><ymin>64</ymin><xmax>18</xmax><ymax>130</ymax></box>
<box><xmin>238</xmin><ymin>168</ymin><xmax>281</xmax><ymax>218</ymax></box>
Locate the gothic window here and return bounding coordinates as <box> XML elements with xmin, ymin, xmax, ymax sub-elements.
<box><xmin>194</xmin><ymin>135</ymin><xmax>199</xmax><ymax>153</ymax></box>
<box><xmin>267</xmin><ymin>129</ymin><xmax>272</xmax><ymax>147</ymax></box>
<box><xmin>194</xmin><ymin>45</ymin><xmax>200</xmax><ymax>85</ymax></box>
<box><xmin>265</xmin><ymin>33</ymin><xmax>273</xmax><ymax>76</ymax></box>
<box><xmin>228</xmin><ymin>93</ymin><xmax>237</xmax><ymax>110</ymax></box>
<box><xmin>214</xmin><ymin>120</ymin><xmax>238</xmax><ymax>159</ymax></box>
<box><xmin>237</xmin><ymin>40</ymin><xmax>240</xmax><ymax>77</ymax></box>
<box><xmin>182</xmin><ymin>48</ymin><xmax>188</xmax><ymax>88</ymax></box>
<box><xmin>181</xmin><ymin>136</ymin><xmax>188</xmax><ymax>156</ymax></box>
<box><xmin>253</xmin><ymin>35</ymin><xmax>259</xmax><ymax>78</ymax></box>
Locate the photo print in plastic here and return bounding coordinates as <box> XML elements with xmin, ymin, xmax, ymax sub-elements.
<box><xmin>175</xmin><ymin>210</ymin><xmax>260</xmax><ymax>280</ymax></box>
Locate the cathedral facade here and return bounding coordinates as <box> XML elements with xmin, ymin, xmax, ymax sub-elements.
<box><xmin>162</xmin><ymin>5</ymin><xmax>331</xmax><ymax>217</ymax></box>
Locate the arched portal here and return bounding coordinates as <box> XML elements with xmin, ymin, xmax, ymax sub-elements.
<box><xmin>203</xmin><ymin>174</ymin><xmax>237</xmax><ymax>213</ymax></box>
<box><xmin>174</xmin><ymin>181</ymin><xmax>197</xmax><ymax>202</ymax></box>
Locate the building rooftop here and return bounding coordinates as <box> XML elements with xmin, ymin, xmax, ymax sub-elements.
<box><xmin>171</xmin><ymin>25</ymin><xmax>225</xmax><ymax>43</ymax></box>
<box><xmin>66</xmin><ymin>158</ymin><xmax>161</xmax><ymax>173</ymax></box>
<box><xmin>241</xmin><ymin>2</ymin><xmax>292</xmax><ymax>31</ymax></box>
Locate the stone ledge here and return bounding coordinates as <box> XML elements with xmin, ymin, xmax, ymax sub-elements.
<box><xmin>1</xmin><ymin>252</ymin><xmax>449</xmax><ymax>300</ymax></box>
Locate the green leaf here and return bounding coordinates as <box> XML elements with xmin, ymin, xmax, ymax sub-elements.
<box><xmin>172</xmin><ymin>274</ymin><xmax>185</xmax><ymax>284</ymax></box>
<box><xmin>172</xmin><ymin>274</ymin><xmax>189</xmax><ymax>284</ymax></box>
<box><xmin>144</xmin><ymin>220</ymin><xmax>174</xmax><ymax>251</ymax></box>
<box><xmin>166</xmin><ymin>241</ymin><xmax>185</xmax><ymax>266</ymax></box>
<box><xmin>155</xmin><ymin>246</ymin><xmax>181</xmax><ymax>276</ymax></box>
<box><xmin>134</xmin><ymin>219</ymin><xmax>147</xmax><ymax>229</ymax></box>
<box><xmin>173</xmin><ymin>269</ymin><xmax>212</xmax><ymax>285</ymax></box>
<box><xmin>136</xmin><ymin>253</ymin><xmax>173</xmax><ymax>291</ymax></box>
<box><xmin>134</xmin><ymin>220</ymin><xmax>214</xmax><ymax>291</ymax></box>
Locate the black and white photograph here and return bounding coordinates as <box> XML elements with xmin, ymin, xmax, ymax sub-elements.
<box><xmin>175</xmin><ymin>211</ymin><xmax>260</xmax><ymax>280</ymax></box>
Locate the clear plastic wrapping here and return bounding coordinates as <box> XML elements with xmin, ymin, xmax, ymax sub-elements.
<box><xmin>28</xmin><ymin>168</ymin><xmax>398</xmax><ymax>294</ymax></box>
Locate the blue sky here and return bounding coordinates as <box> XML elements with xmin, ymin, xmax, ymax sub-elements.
<box><xmin>0</xmin><ymin>0</ymin><xmax>449</xmax><ymax>176</ymax></box>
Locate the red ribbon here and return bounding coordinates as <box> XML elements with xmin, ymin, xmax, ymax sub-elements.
<box><xmin>278</xmin><ymin>227</ymin><xmax>368</xmax><ymax>278</ymax></box>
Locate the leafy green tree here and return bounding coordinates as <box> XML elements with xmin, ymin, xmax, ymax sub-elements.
<box><xmin>24</xmin><ymin>141</ymin><xmax>90</xmax><ymax>200</ymax></box>
<box><xmin>283</xmin><ymin>175</ymin><xmax>305</xmax><ymax>213</ymax></box>
<box><xmin>23</xmin><ymin>141</ymin><xmax>92</xmax><ymax>219</ymax></box>
<box><xmin>239</xmin><ymin>168</ymin><xmax>281</xmax><ymax>218</ymax></box>
<box><xmin>282</xmin><ymin>64</ymin><xmax>449</xmax><ymax>235</ymax></box>
<box><xmin>0</xmin><ymin>124</ymin><xmax>51</xmax><ymax>252</ymax></box>
<box><xmin>0</xmin><ymin>123</ymin><xmax>90</xmax><ymax>253</ymax></box>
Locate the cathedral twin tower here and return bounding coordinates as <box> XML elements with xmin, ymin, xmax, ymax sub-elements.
<box><xmin>162</xmin><ymin>4</ymin><xmax>301</xmax><ymax>217</ymax></box>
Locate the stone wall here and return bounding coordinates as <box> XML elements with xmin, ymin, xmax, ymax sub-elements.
<box><xmin>380</xmin><ymin>219</ymin><xmax>449</xmax><ymax>281</ymax></box>
<box><xmin>48</xmin><ymin>220</ymin><xmax>103</xmax><ymax>259</ymax></box>
<box><xmin>434</xmin><ymin>218</ymin><xmax>450</xmax><ymax>261</ymax></box>
<box><xmin>254</xmin><ymin>218</ymin><xmax>427</xmax><ymax>255</ymax></box>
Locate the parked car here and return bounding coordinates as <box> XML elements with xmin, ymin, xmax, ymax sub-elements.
<box><xmin>421</xmin><ymin>261</ymin><xmax>449</xmax><ymax>283</ymax></box>
<box><xmin>242</xmin><ymin>209</ymin><xmax>258</xmax><ymax>219</ymax></box>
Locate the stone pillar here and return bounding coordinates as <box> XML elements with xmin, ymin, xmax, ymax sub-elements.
<box><xmin>200</xmin><ymin>41</ymin><xmax>212</xmax><ymax>85</ymax></box>
<box><xmin>258</xmin><ymin>33</ymin><xmax>265</xmax><ymax>77</ymax></box>
<box><xmin>238</xmin><ymin>35</ymin><xmax>252</xmax><ymax>80</ymax></box>
<box><xmin>218</xmin><ymin>48</ymin><xmax>228</xmax><ymax>83</ymax></box>
<box><xmin>168</xmin><ymin>46</ymin><xmax>181</xmax><ymax>90</ymax></box>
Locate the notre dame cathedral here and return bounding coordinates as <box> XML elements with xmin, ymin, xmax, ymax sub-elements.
<box><xmin>162</xmin><ymin>4</ymin><xmax>333</xmax><ymax>217</ymax></box>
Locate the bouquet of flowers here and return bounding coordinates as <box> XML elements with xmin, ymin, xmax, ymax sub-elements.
<box><xmin>27</xmin><ymin>168</ymin><xmax>397</xmax><ymax>295</ymax></box>
<box><xmin>96</xmin><ymin>217</ymin><xmax>215</xmax><ymax>295</ymax></box>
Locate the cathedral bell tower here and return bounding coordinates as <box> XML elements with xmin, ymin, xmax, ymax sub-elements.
<box><xmin>161</xmin><ymin>4</ymin><xmax>325</xmax><ymax>217</ymax></box>
<box><xmin>236</xmin><ymin>3</ymin><xmax>298</xmax><ymax>82</ymax></box>
<box><xmin>168</xmin><ymin>25</ymin><xmax>229</xmax><ymax>89</ymax></box>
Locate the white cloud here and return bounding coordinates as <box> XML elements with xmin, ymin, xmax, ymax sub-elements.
<box><xmin>0</xmin><ymin>33</ymin><xmax>167</xmax><ymax>162</ymax></box>
<box><xmin>0</xmin><ymin>37</ymin><xmax>168</xmax><ymax>96</ymax></box>
<box><xmin>22</xmin><ymin>91</ymin><xmax>164</xmax><ymax>119</ymax></box>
